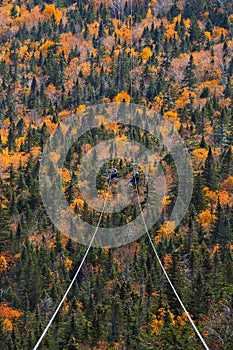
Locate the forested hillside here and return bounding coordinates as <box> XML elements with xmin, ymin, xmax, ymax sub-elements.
<box><xmin>0</xmin><ymin>0</ymin><xmax>233</xmax><ymax>349</ymax></box>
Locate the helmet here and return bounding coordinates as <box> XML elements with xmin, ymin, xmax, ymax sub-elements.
<box><xmin>135</xmin><ymin>172</ymin><xmax>139</xmax><ymax>176</ymax></box>
<box><xmin>113</xmin><ymin>168</ymin><xmax>117</xmax><ymax>172</ymax></box>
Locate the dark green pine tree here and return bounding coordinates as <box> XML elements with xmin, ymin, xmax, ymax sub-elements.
<box><xmin>167</xmin><ymin>0</ymin><xmax>180</xmax><ymax>21</ymax></box>
<box><xmin>200</xmin><ymin>135</ymin><xmax>207</xmax><ymax>148</ymax></box>
<box><xmin>9</xmin><ymin>189</ymin><xmax>18</xmax><ymax>216</ymax></box>
<box><xmin>11</xmin><ymin>327</ymin><xmax>20</xmax><ymax>350</ymax></box>
<box><xmin>189</xmin><ymin>15</ymin><xmax>202</xmax><ymax>43</ymax></box>
<box><xmin>223</xmin><ymin>40</ymin><xmax>229</xmax><ymax>57</ymax></box>
<box><xmin>203</xmin><ymin>146</ymin><xmax>219</xmax><ymax>190</ymax></box>
<box><xmin>65</xmin><ymin>173</ymin><xmax>76</xmax><ymax>205</ymax></box>
<box><xmin>16</xmin><ymin>118</ymin><xmax>25</xmax><ymax>137</ymax></box>
<box><xmin>220</xmin><ymin>147</ymin><xmax>233</xmax><ymax>179</ymax></box>
<box><xmin>0</xmin><ymin>202</ymin><xmax>11</xmax><ymax>251</ymax></box>
<box><xmin>184</xmin><ymin>0</ymin><xmax>207</xmax><ymax>18</ymax></box>
<box><xmin>183</xmin><ymin>54</ymin><xmax>197</xmax><ymax>89</ymax></box>
<box><xmin>17</xmin><ymin>172</ymin><xmax>27</xmax><ymax>191</ymax></box>
<box><xmin>200</xmin><ymin>86</ymin><xmax>210</xmax><ymax>98</ymax></box>
<box><xmin>205</xmin><ymin>19</ymin><xmax>213</xmax><ymax>34</ymax></box>
<box><xmin>192</xmin><ymin>173</ymin><xmax>206</xmax><ymax>212</ymax></box>
<box><xmin>0</xmin><ymin>317</ymin><xmax>10</xmax><ymax>350</ymax></box>
<box><xmin>28</xmin><ymin>76</ymin><xmax>37</xmax><ymax>109</ymax></box>
<box><xmin>211</xmin><ymin>200</ymin><xmax>231</xmax><ymax>258</ymax></box>
<box><xmin>8</xmin><ymin>124</ymin><xmax>16</xmax><ymax>152</ymax></box>
<box><xmin>224</xmin><ymin>76</ymin><xmax>232</xmax><ymax>98</ymax></box>
<box><xmin>8</xmin><ymin>163</ymin><xmax>16</xmax><ymax>187</ymax></box>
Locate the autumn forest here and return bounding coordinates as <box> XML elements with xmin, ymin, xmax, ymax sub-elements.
<box><xmin>0</xmin><ymin>0</ymin><xmax>233</xmax><ymax>349</ymax></box>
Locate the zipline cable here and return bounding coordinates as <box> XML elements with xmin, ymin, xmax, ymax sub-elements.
<box><xmin>129</xmin><ymin>1</ymin><xmax>209</xmax><ymax>349</ymax></box>
<box><xmin>34</xmin><ymin>2</ymin><xmax>124</xmax><ymax>347</ymax></box>
<box><xmin>33</xmin><ymin>193</ymin><xmax>108</xmax><ymax>350</ymax></box>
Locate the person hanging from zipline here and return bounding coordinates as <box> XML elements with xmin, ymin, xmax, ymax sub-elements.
<box><xmin>125</xmin><ymin>171</ymin><xmax>139</xmax><ymax>187</ymax></box>
<box><xmin>107</xmin><ymin>168</ymin><xmax>118</xmax><ymax>186</ymax></box>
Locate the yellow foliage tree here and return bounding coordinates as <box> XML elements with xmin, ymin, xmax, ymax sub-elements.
<box><xmin>70</xmin><ymin>198</ymin><xmax>84</xmax><ymax>210</ymax></box>
<box><xmin>229</xmin><ymin>14</ymin><xmax>233</xmax><ymax>24</ymax></box>
<box><xmin>151</xmin><ymin>314</ymin><xmax>164</xmax><ymax>334</ymax></box>
<box><xmin>165</xmin><ymin>24</ymin><xmax>178</xmax><ymax>39</ymax></box>
<box><xmin>62</xmin><ymin>168</ymin><xmax>71</xmax><ymax>183</ymax></box>
<box><xmin>155</xmin><ymin>221</ymin><xmax>176</xmax><ymax>244</ymax></box>
<box><xmin>163</xmin><ymin>110</ymin><xmax>181</xmax><ymax>130</ymax></box>
<box><xmin>87</xmin><ymin>22</ymin><xmax>99</xmax><ymax>36</ymax></box>
<box><xmin>218</xmin><ymin>189</ymin><xmax>231</xmax><ymax>207</ymax></box>
<box><xmin>173</xmin><ymin>14</ymin><xmax>182</xmax><ymax>24</ymax></box>
<box><xmin>76</xmin><ymin>105</ymin><xmax>86</xmax><ymax>113</ymax></box>
<box><xmin>212</xmin><ymin>27</ymin><xmax>228</xmax><ymax>40</ymax></box>
<box><xmin>0</xmin><ymin>256</ymin><xmax>8</xmax><ymax>272</ymax></box>
<box><xmin>115</xmin><ymin>24</ymin><xmax>131</xmax><ymax>42</ymax></box>
<box><xmin>199</xmin><ymin>209</ymin><xmax>217</xmax><ymax>228</ymax></box>
<box><xmin>213</xmin><ymin>243</ymin><xmax>221</xmax><ymax>255</ymax></box>
<box><xmin>192</xmin><ymin>148</ymin><xmax>208</xmax><ymax>161</ymax></box>
<box><xmin>43</xmin><ymin>4</ymin><xmax>55</xmax><ymax>18</ymax></box>
<box><xmin>39</xmin><ymin>41</ymin><xmax>56</xmax><ymax>52</ymax></box>
<box><xmin>3</xmin><ymin>318</ymin><xmax>13</xmax><ymax>331</ymax></box>
<box><xmin>164</xmin><ymin>110</ymin><xmax>178</xmax><ymax>121</ymax></box>
<box><xmin>204</xmin><ymin>187</ymin><xmax>218</xmax><ymax>206</ymax></box>
<box><xmin>146</xmin><ymin>8</ymin><xmax>152</xmax><ymax>18</ymax></box>
<box><xmin>78</xmin><ymin>62</ymin><xmax>91</xmax><ymax>76</ymax></box>
<box><xmin>65</xmin><ymin>258</ymin><xmax>72</xmax><ymax>271</ymax></box>
<box><xmin>176</xmin><ymin>312</ymin><xmax>189</xmax><ymax>326</ymax></box>
<box><xmin>151</xmin><ymin>308</ymin><xmax>183</xmax><ymax>334</ymax></box>
<box><xmin>175</xmin><ymin>88</ymin><xmax>196</xmax><ymax>108</ymax></box>
<box><xmin>221</xmin><ymin>175</ymin><xmax>233</xmax><ymax>192</ymax></box>
<box><xmin>141</xmin><ymin>47</ymin><xmax>153</xmax><ymax>61</ymax></box>
<box><xmin>113</xmin><ymin>91</ymin><xmax>130</xmax><ymax>103</ymax></box>
<box><xmin>43</xmin><ymin>4</ymin><xmax>62</xmax><ymax>23</ymax></box>
<box><xmin>204</xmin><ymin>31</ymin><xmax>211</xmax><ymax>40</ymax></box>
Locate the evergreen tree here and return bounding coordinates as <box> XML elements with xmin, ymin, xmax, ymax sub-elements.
<box><xmin>0</xmin><ymin>317</ymin><xmax>9</xmax><ymax>350</ymax></box>
<box><xmin>183</xmin><ymin>55</ymin><xmax>197</xmax><ymax>88</ymax></box>
<box><xmin>203</xmin><ymin>147</ymin><xmax>218</xmax><ymax>190</ymax></box>
<box><xmin>189</xmin><ymin>15</ymin><xmax>202</xmax><ymax>43</ymax></box>
<box><xmin>220</xmin><ymin>147</ymin><xmax>233</xmax><ymax>179</ymax></box>
<box><xmin>0</xmin><ymin>204</ymin><xmax>11</xmax><ymax>251</ymax></box>
<box><xmin>0</xmin><ymin>1</ymin><xmax>232</xmax><ymax>349</ymax></box>
<box><xmin>192</xmin><ymin>173</ymin><xmax>206</xmax><ymax>212</ymax></box>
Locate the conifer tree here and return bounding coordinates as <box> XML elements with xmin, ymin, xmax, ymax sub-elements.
<box><xmin>203</xmin><ymin>147</ymin><xmax>218</xmax><ymax>190</ymax></box>
<box><xmin>220</xmin><ymin>147</ymin><xmax>233</xmax><ymax>178</ymax></box>
<box><xmin>189</xmin><ymin>15</ymin><xmax>202</xmax><ymax>43</ymax></box>
<box><xmin>183</xmin><ymin>55</ymin><xmax>197</xmax><ymax>89</ymax></box>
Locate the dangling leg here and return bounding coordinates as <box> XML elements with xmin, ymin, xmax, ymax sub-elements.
<box><xmin>125</xmin><ymin>178</ymin><xmax>133</xmax><ymax>186</ymax></box>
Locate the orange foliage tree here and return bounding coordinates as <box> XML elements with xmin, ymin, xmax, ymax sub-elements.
<box><xmin>113</xmin><ymin>91</ymin><xmax>131</xmax><ymax>103</ymax></box>
<box><xmin>39</xmin><ymin>41</ymin><xmax>56</xmax><ymax>52</ymax></box>
<box><xmin>199</xmin><ymin>209</ymin><xmax>217</xmax><ymax>229</ymax></box>
<box><xmin>0</xmin><ymin>302</ymin><xmax>21</xmax><ymax>331</ymax></box>
<box><xmin>43</xmin><ymin>4</ymin><xmax>62</xmax><ymax>23</ymax></box>
<box><xmin>141</xmin><ymin>47</ymin><xmax>153</xmax><ymax>62</ymax></box>
<box><xmin>221</xmin><ymin>175</ymin><xmax>233</xmax><ymax>192</ymax></box>
<box><xmin>115</xmin><ymin>24</ymin><xmax>131</xmax><ymax>43</ymax></box>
